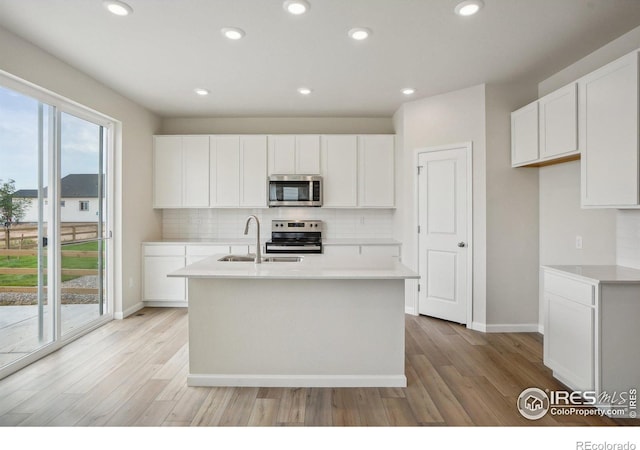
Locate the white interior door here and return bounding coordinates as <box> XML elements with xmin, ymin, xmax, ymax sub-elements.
<box><xmin>418</xmin><ymin>145</ymin><xmax>470</xmax><ymax>324</ymax></box>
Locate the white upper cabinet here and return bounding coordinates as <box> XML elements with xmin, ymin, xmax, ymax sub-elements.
<box><xmin>321</xmin><ymin>135</ymin><xmax>358</xmax><ymax>207</ymax></box>
<box><xmin>511</xmin><ymin>101</ymin><xmax>539</xmax><ymax>167</ymax></box>
<box><xmin>210</xmin><ymin>135</ymin><xmax>240</xmax><ymax>207</ymax></box>
<box><xmin>182</xmin><ymin>136</ymin><xmax>210</xmax><ymax>207</ymax></box>
<box><xmin>511</xmin><ymin>83</ymin><xmax>579</xmax><ymax>167</ymax></box>
<box><xmin>580</xmin><ymin>51</ymin><xmax>639</xmax><ymax>208</ymax></box>
<box><xmin>268</xmin><ymin>135</ymin><xmax>320</xmax><ymax>175</ymax></box>
<box><xmin>240</xmin><ymin>136</ymin><xmax>268</xmax><ymax>207</ymax></box>
<box><xmin>539</xmin><ymin>83</ymin><xmax>578</xmax><ymax>160</ymax></box>
<box><xmin>210</xmin><ymin>135</ymin><xmax>267</xmax><ymax>208</ymax></box>
<box><xmin>358</xmin><ymin>135</ymin><xmax>395</xmax><ymax>208</ymax></box>
<box><xmin>153</xmin><ymin>135</ymin><xmax>209</xmax><ymax>208</ymax></box>
<box><xmin>268</xmin><ymin>135</ymin><xmax>296</xmax><ymax>174</ymax></box>
<box><xmin>155</xmin><ymin>134</ymin><xmax>394</xmax><ymax>209</ymax></box>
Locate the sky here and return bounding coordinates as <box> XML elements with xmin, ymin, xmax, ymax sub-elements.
<box><xmin>0</xmin><ymin>84</ymin><xmax>103</xmax><ymax>191</ymax></box>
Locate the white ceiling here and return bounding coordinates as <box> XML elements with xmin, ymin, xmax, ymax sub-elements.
<box><xmin>1</xmin><ymin>0</ymin><xmax>640</xmax><ymax>118</ymax></box>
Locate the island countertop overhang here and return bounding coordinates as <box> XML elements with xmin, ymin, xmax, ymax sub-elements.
<box><xmin>169</xmin><ymin>253</ymin><xmax>419</xmax><ymax>280</ymax></box>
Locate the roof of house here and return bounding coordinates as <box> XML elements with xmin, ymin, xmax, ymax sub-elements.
<box><xmin>14</xmin><ymin>174</ymin><xmax>102</xmax><ymax>198</ymax></box>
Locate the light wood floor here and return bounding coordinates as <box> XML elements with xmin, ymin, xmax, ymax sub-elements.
<box><xmin>0</xmin><ymin>307</ymin><xmax>634</xmax><ymax>426</ymax></box>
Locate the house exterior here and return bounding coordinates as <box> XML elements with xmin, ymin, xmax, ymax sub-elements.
<box><xmin>13</xmin><ymin>174</ymin><xmax>103</xmax><ymax>223</ymax></box>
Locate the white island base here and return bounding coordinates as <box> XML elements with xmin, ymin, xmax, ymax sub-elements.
<box><xmin>187</xmin><ymin>277</ymin><xmax>407</xmax><ymax>388</ymax></box>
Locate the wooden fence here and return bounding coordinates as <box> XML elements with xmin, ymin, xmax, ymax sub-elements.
<box><xmin>0</xmin><ymin>248</ymin><xmax>100</xmax><ymax>295</ymax></box>
<box><xmin>0</xmin><ymin>223</ymin><xmax>100</xmax><ymax>249</ymax></box>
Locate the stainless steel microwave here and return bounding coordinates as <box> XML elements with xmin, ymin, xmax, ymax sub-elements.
<box><xmin>268</xmin><ymin>175</ymin><xmax>322</xmax><ymax>207</ymax></box>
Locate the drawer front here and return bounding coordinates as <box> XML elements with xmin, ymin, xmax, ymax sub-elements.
<box><xmin>143</xmin><ymin>245</ymin><xmax>186</xmax><ymax>257</ymax></box>
<box><xmin>544</xmin><ymin>272</ymin><xmax>594</xmax><ymax>306</ymax></box>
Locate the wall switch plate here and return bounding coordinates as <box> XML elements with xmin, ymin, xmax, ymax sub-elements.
<box><xmin>576</xmin><ymin>236</ymin><xmax>583</xmax><ymax>249</ymax></box>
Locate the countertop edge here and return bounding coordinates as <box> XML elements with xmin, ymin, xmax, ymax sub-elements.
<box><xmin>542</xmin><ymin>265</ymin><xmax>640</xmax><ymax>284</ymax></box>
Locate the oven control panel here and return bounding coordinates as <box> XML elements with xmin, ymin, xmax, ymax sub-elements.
<box><xmin>271</xmin><ymin>220</ymin><xmax>322</xmax><ymax>231</ymax></box>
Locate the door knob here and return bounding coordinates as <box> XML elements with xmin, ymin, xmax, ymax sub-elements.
<box><xmin>457</xmin><ymin>242</ymin><xmax>466</xmax><ymax>248</ymax></box>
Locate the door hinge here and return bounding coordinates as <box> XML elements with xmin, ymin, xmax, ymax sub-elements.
<box><xmin>417</xmin><ymin>166</ymin><xmax>423</xmax><ymax>175</ymax></box>
<box><xmin>418</xmin><ymin>284</ymin><xmax>421</xmax><ymax>292</ymax></box>
<box><xmin>417</xmin><ymin>225</ymin><xmax>421</xmax><ymax>234</ymax></box>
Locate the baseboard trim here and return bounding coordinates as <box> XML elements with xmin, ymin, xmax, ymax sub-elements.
<box><xmin>143</xmin><ymin>301</ymin><xmax>188</xmax><ymax>308</ymax></box>
<box><xmin>405</xmin><ymin>306</ymin><xmax>418</xmax><ymax>316</ymax></box>
<box><xmin>188</xmin><ymin>374</ymin><xmax>407</xmax><ymax>388</ymax></box>
<box><xmin>469</xmin><ymin>322</ymin><xmax>487</xmax><ymax>332</ymax></box>
<box><xmin>115</xmin><ymin>302</ymin><xmax>144</xmax><ymax>320</ymax></box>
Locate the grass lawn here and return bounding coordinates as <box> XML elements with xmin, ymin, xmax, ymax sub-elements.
<box><xmin>0</xmin><ymin>241</ymin><xmax>102</xmax><ymax>286</ymax></box>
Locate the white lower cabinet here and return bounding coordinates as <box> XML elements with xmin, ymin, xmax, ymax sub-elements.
<box><xmin>143</xmin><ymin>243</ymin><xmax>254</xmax><ymax>307</ymax></box>
<box><xmin>543</xmin><ymin>267</ymin><xmax>640</xmax><ymax>417</ymax></box>
<box><xmin>143</xmin><ymin>245</ymin><xmax>186</xmax><ymax>306</ymax></box>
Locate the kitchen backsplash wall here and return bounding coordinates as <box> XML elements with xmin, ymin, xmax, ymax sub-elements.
<box><xmin>617</xmin><ymin>210</ymin><xmax>640</xmax><ymax>269</ymax></box>
<box><xmin>162</xmin><ymin>208</ymin><xmax>394</xmax><ymax>240</ymax></box>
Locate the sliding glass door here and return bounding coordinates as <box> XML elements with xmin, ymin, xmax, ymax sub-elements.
<box><xmin>0</xmin><ymin>85</ymin><xmax>54</xmax><ymax>367</ymax></box>
<box><xmin>59</xmin><ymin>112</ymin><xmax>108</xmax><ymax>336</ymax></box>
<box><xmin>0</xmin><ymin>77</ymin><xmax>113</xmax><ymax>376</ymax></box>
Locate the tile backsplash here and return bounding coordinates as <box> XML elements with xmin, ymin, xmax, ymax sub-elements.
<box><xmin>162</xmin><ymin>208</ymin><xmax>394</xmax><ymax>240</ymax></box>
<box><xmin>617</xmin><ymin>210</ymin><xmax>640</xmax><ymax>269</ymax></box>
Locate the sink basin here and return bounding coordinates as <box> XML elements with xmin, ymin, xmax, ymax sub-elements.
<box><xmin>217</xmin><ymin>255</ymin><xmax>256</xmax><ymax>262</ymax></box>
<box><xmin>217</xmin><ymin>255</ymin><xmax>303</xmax><ymax>263</ymax></box>
<box><xmin>262</xmin><ymin>256</ymin><xmax>303</xmax><ymax>263</ymax></box>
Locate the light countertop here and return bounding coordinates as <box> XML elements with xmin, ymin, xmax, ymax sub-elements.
<box><xmin>169</xmin><ymin>253</ymin><xmax>419</xmax><ymax>280</ymax></box>
<box><xmin>543</xmin><ymin>265</ymin><xmax>640</xmax><ymax>284</ymax></box>
<box><xmin>144</xmin><ymin>238</ymin><xmax>255</xmax><ymax>246</ymax></box>
<box><xmin>144</xmin><ymin>238</ymin><xmax>400</xmax><ymax>246</ymax></box>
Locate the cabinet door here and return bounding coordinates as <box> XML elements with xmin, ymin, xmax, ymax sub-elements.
<box><xmin>580</xmin><ymin>52</ymin><xmax>639</xmax><ymax>207</ymax></box>
<box><xmin>321</xmin><ymin>135</ymin><xmax>358</xmax><ymax>207</ymax></box>
<box><xmin>240</xmin><ymin>136</ymin><xmax>268</xmax><ymax>207</ymax></box>
<box><xmin>143</xmin><ymin>256</ymin><xmax>186</xmax><ymax>302</ymax></box>
<box><xmin>182</xmin><ymin>136</ymin><xmax>210</xmax><ymax>207</ymax></box>
<box><xmin>153</xmin><ymin>136</ymin><xmax>183</xmax><ymax>208</ymax></box>
<box><xmin>511</xmin><ymin>102</ymin><xmax>539</xmax><ymax>167</ymax></box>
<box><xmin>295</xmin><ymin>135</ymin><xmax>321</xmax><ymax>174</ymax></box>
<box><xmin>539</xmin><ymin>83</ymin><xmax>578</xmax><ymax>160</ymax></box>
<box><xmin>268</xmin><ymin>135</ymin><xmax>296</xmax><ymax>175</ymax></box>
<box><xmin>545</xmin><ymin>292</ymin><xmax>594</xmax><ymax>391</ymax></box>
<box><xmin>358</xmin><ymin>135</ymin><xmax>395</xmax><ymax>207</ymax></box>
<box><xmin>210</xmin><ymin>136</ymin><xmax>240</xmax><ymax>207</ymax></box>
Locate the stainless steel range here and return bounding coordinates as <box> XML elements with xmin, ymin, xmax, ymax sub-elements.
<box><xmin>264</xmin><ymin>220</ymin><xmax>322</xmax><ymax>254</ymax></box>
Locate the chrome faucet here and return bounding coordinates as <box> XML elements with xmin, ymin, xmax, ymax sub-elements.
<box><xmin>243</xmin><ymin>215</ymin><xmax>262</xmax><ymax>264</ymax></box>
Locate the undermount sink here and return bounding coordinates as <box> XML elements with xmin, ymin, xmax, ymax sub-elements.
<box><xmin>262</xmin><ymin>256</ymin><xmax>303</xmax><ymax>263</ymax></box>
<box><xmin>217</xmin><ymin>255</ymin><xmax>256</xmax><ymax>262</ymax></box>
<box><xmin>217</xmin><ymin>255</ymin><xmax>303</xmax><ymax>263</ymax></box>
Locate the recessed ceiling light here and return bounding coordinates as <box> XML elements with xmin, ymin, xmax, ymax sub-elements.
<box><xmin>348</xmin><ymin>28</ymin><xmax>371</xmax><ymax>41</ymax></box>
<box><xmin>283</xmin><ymin>0</ymin><xmax>310</xmax><ymax>15</ymax></box>
<box><xmin>401</xmin><ymin>88</ymin><xmax>416</xmax><ymax>96</ymax></box>
<box><xmin>297</xmin><ymin>87</ymin><xmax>312</xmax><ymax>95</ymax></box>
<box><xmin>221</xmin><ymin>27</ymin><xmax>246</xmax><ymax>40</ymax></box>
<box><xmin>194</xmin><ymin>88</ymin><xmax>210</xmax><ymax>96</ymax></box>
<box><xmin>103</xmin><ymin>0</ymin><xmax>133</xmax><ymax>16</ymax></box>
<box><xmin>454</xmin><ymin>0</ymin><xmax>484</xmax><ymax>16</ymax></box>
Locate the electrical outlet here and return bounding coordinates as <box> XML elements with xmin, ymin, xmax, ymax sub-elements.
<box><xmin>575</xmin><ymin>236</ymin><xmax>583</xmax><ymax>249</ymax></box>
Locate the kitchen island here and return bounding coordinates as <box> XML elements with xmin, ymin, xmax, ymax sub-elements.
<box><xmin>169</xmin><ymin>253</ymin><xmax>419</xmax><ymax>388</ymax></box>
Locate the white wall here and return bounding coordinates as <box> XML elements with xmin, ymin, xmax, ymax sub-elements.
<box><xmin>0</xmin><ymin>25</ymin><xmax>162</xmax><ymax>318</ymax></box>
<box><xmin>485</xmin><ymin>82</ymin><xmax>540</xmax><ymax>330</ymax></box>
<box><xmin>161</xmin><ymin>117</ymin><xmax>394</xmax><ymax>135</ymax></box>
<box><xmin>393</xmin><ymin>84</ymin><xmax>488</xmax><ymax>325</ymax></box>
